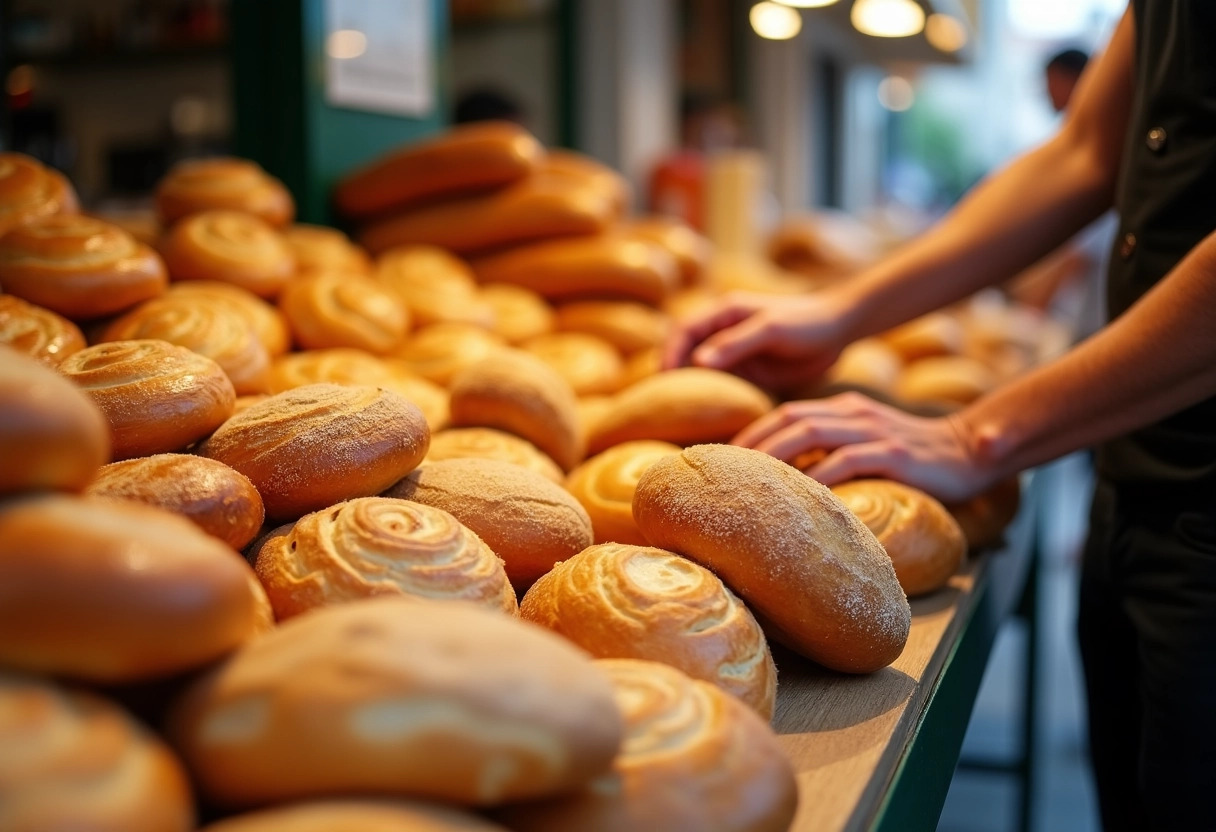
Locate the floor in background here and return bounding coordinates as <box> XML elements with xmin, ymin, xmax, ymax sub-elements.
<box><xmin>937</xmin><ymin>453</ymin><xmax>1100</xmax><ymax>832</ymax></box>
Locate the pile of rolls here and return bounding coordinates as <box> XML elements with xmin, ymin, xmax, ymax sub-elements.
<box><xmin>0</xmin><ymin>131</ymin><xmax>1026</xmax><ymax>830</ymax></box>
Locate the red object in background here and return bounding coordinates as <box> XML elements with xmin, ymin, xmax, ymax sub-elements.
<box><xmin>648</xmin><ymin>150</ymin><xmax>706</xmax><ymax>232</ymax></box>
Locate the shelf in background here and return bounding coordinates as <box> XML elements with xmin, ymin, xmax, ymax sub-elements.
<box><xmin>5</xmin><ymin>43</ymin><xmax>228</xmax><ymax>70</ymax></box>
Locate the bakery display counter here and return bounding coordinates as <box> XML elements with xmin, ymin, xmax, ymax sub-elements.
<box><xmin>774</xmin><ymin>475</ymin><xmax>1037</xmax><ymax>832</ymax></box>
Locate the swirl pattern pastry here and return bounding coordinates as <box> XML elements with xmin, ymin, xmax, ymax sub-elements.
<box><xmin>522</xmin><ymin>332</ymin><xmax>624</xmax><ymax>397</ymax></box>
<box><xmin>280</xmin><ymin>271</ymin><xmax>409</xmax><ymax>354</ymax></box>
<box><xmin>0</xmin><ymin>152</ymin><xmax>78</xmax><ymax>235</ymax></box>
<box><xmin>159</xmin><ymin>210</ymin><xmax>295</xmax><ymax>298</ymax></box>
<box><xmin>522</xmin><ymin>544</ymin><xmax>777</xmax><ymax>718</ymax></box>
<box><xmin>397</xmin><ymin>323</ymin><xmax>508</xmax><ymax>387</ymax></box>
<box><xmin>284</xmin><ymin>224</ymin><xmax>372</xmax><ymax>274</ymax></box>
<box><xmin>59</xmin><ymin>340</ymin><xmax>235</xmax><ymax>460</ymax></box>
<box><xmin>167</xmin><ymin>281</ymin><xmax>291</xmax><ymax>356</ymax></box>
<box><xmin>0</xmin><ymin>294</ymin><xmax>85</xmax><ymax>365</ymax></box>
<box><xmin>0</xmin><ymin>215</ymin><xmax>167</xmax><ymax>319</ymax></box>
<box><xmin>0</xmin><ymin>675</ymin><xmax>195</xmax><ymax>832</ymax></box>
<box><xmin>495</xmin><ymin>658</ymin><xmax>797</xmax><ymax>832</ymax></box>
<box><xmin>480</xmin><ymin>283</ymin><xmax>554</xmax><ymax>344</ymax></box>
<box><xmin>156</xmin><ymin>157</ymin><xmax>294</xmax><ymax>228</ymax></box>
<box><xmin>255</xmin><ymin>497</ymin><xmax>517</xmax><ymax>620</ymax></box>
<box><xmin>426</xmin><ymin>428</ymin><xmax>563</xmax><ymax>483</ymax></box>
<box><xmin>565</xmin><ymin>440</ymin><xmax>680</xmax><ymax>545</ymax></box>
<box><xmin>376</xmin><ymin>246</ymin><xmax>495</xmax><ymax>328</ymax></box>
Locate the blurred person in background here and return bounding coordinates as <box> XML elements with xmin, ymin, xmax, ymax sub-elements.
<box><xmin>452</xmin><ymin>87</ymin><xmax>526</xmax><ymax>126</ymax></box>
<box><xmin>666</xmin><ymin>5</ymin><xmax>1216</xmax><ymax>830</ymax></box>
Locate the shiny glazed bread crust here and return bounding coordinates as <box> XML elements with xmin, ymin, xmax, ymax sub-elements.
<box><xmin>279</xmin><ymin>271</ymin><xmax>410</xmax><ymax>354</ymax></box>
<box><xmin>564</xmin><ymin>440</ymin><xmax>680</xmax><ymax>546</ymax></box>
<box><xmin>159</xmin><ymin>210</ymin><xmax>295</xmax><ymax>299</ymax></box>
<box><xmin>156</xmin><ymin>157</ymin><xmax>294</xmax><ymax>228</ymax></box>
<box><xmin>0</xmin><ymin>294</ymin><xmax>85</xmax><ymax>365</ymax></box>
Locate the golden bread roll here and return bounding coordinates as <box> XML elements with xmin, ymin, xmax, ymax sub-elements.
<box><xmin>0</xmin><ymin>152</ymin><xmax>78</xmax><ymax>236</ymax></box>
<box><xmin>633</xmin><ymin>445</ymin><xmax>911</xmax><ymax>673</ymax></box>
<box><xmin>85</xmin><ymin>454</ymin><xmax>264</xmax><ymax>550</ymax></box>
<box><xmin>426</xmin><ymin>427</ymin><xmax>563</xmax><ymax>483</ymax></box>
<box><xmin>565</xmin><ymin>440</ymin><xmax>681</xmax><ymax>545</ymax></box>
<box><xmin>167</xmin><ymin>280</ymin><xmax>292</xmax><ymax>356</ymax></box>
<box><xmin>618</xmin><ymin>346</ymin><xmax>661</xmax><ymax>388</ymax></box>
<box><xmin>201</xmin><ymin>801</ymin><xmax>510</xmax><ymax>832</ymax></box>
<box><xmin>0</xmin><ymin>294</ymin><xmax>85</xmax><ymax>365</ymax></box>
<box><xmin>826</xmin><ymin>337</ymin><xmax>902</xmax><ymax>394</ymax></box>
<box><xmin>234</xmin><ymin>394</ymin><xmax>268</xmax><ymax>414</ymax></box>
<box><xmin>396</xmin><ymin>323</ymin><xmax>508</xmax><ymax>387</ymax></box>
<box><xmin>0</xmin><ymin>674</ymin><xmax>195</xmax><ymax>832</ymax></box>
<box><xmin>0</xmin><ymin>345</ymin><xmax>108</xmax><ymax>494</ymax></box>
<box><xmin>831</xmin><ymin>479</ymin><xmax>966</xmax><ymax>597</ymax></box>
<box><xmin>335</xmin><ymin>121</ymin><xmax>544</xmax><ymax>219</ymax></box>
<box><xmin>480</xmin><ymin>282</ymin><xmax>554</xmax><ymax>344</ymax></box>
<box><xmin>449</xmin><ymin>350</ymin><xmax>584</xmax><ymax>471</ymax></box>
<box><xmin>359</xmin><ymin>174</ymin><xmax>616</xmax><ymax>256</ymax></box>
<box><xmin>387</xmin><ymin>459</ymin><xmax>593</xmax><ymax>588</ymax></box>
<box><xmin>0</xmin><ymin>493</ymin><xmax>265</xmax><ymax>681</ymax></box>
<box><xmin>60</xmin><ymin>340</ymin><xmax>235</xmax><ymax>460</ymax></box>
<box><xmin>946</xmin><ymin>477</ymin><xmax>1021</xmax><ymax>550</ymax></box>
<box><xmin>254</xmin><ymin>497</ymin><xmax>517</xmax><ymax>620</ymax></box>
<box><xmin>495</xmin><ymin>658</ymin><xmax>797</xmax><ymax>832</ymax></box>
<box><xmin>378</xmin><ymin>362</ymin><xmax>452</xmax><ymax>429</ymax></box>
<box><xmin>766</xmin><ymin>217</ymin><xmax>870</xmax><ymax>279</ymax></box>
<box><xmin>0</xmin><ymin>214</ymin><xmax>166</xmax><ymax>319</ymax></box>
<box><xmin>622</xmin><ymin>217</ymin><xmax>710</xmax><ymax>286</ymax></box>
<box><xmin>279</xmin><ymin>271</ymin><xmax>410</xmax><ymax>354</ymax></box>
<box><xmin>169</xmin><ymin>597</ymin><xmax>622</xmax><ymax>807</ymax></box>
<box><xmin>537</xmin><ymin>149</ymin><xmax>631</xmax><ymax>217</ymax></box>
<box><xmin>156</xmin><ymin>157</ymin><xmax>293</xmax><ymax>228</ymax></box>
<box><xmin>199</xmin><ymin>384</ymin><xmax>429</xmax><ymax>521</ymax></box>
<box><xmin>283</xmin><ymin>223</ymin><xmax>372</xmax><ymax>274</ymax></box>
<box><xmin>521</xmin><ymin>544</ymin><xmax>777</xmax><ymax>717</ymax></box>
<box><xmin>554</xmin><ymin>300</ymin><xmax>670</xmax><ymax>355</ymax></box>
<box><xmin>473</xmin><ymin>234</ymin><xmax>679</xmax><ymax>305</ymax></box>
<box><xmin>102</xmin><ymin>294</ymin><xmax>271</xmax><ymax>394</ymax></box>
<box><xmin>880</xmin><ymin>312</ymin><xmax>964</xmax><ymax>362</ymax></box>
<box><xmin>588</xmin><ymin>368</ymin><xmax>771</xmax><ymax>454</ymax></box>
<box><xmin>159</xmin><ymin>210</ymin><xmax>295</xmax><ymax>298</ymax></box>
<box><xmin>375</xmin><ymin>246</ymin><xmax>496</xmax><ymax>329</ymax></box>
<box><xmin>522</xmin><ymin>332</ymin><xmax>625</xmax><ymax>396</ymax></box>
<box><xmin>895</xmin><ymin>355</ymin><xmax>997</xmax><ymax>407</ymax></box>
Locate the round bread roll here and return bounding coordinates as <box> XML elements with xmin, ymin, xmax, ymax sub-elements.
<box><xmin>0</xmin><ymin>214</ymin><xmax>167</xmax><ymax>319</ymax></box>
<box><xmin>449</xmin><ymin>350</ymin><xmax>584</xmax><ymax>471</ymax></box>
<box><xmin>826</xmin><ymin>338</ymin><xmax>902</xmax><ymax>394</ymax></box>
<box><xmin>167</xmin><ymin>280</ymin><xmax>292</xmax><ymax>357</ymax></box>
<box><xmin>0</xmin><ymin>294</ymin><xmax>85</xmax><ymax>365</ymax></box>
<box><xmin>480</xmin><ymin>283</ymin><xmax>554</xmax><ymax>344</ymax></box>
<box><xmin>0</xmin><ymin>494</ymin><xmax>266</xmax><ymax>681</ymax></box>
<box><xmin>169</xmin><ymin>597</ymin><xmax>623</xmax><ymax>807</ymax></box>
<box><xmin>284</xmin><ymin>224</ymin><xmax>372</xmax><ymax>274</ymax></box>
<box><xmin>102</xmin><ymin>294</ymin><xmax>271</xmax><ymax>394</ymax></box>
<box><xmin>880</xmin><ymin>312</ymin><xmax>964</xmax><ymax>362</ymax></box>
<box><xmin>0</xmin><ymin>152</ymin><xmax>78</xmax><ymax>236</ymax></box>
<box><xmin>378</xmin><ymin>362</ymin><xmax>452</xmax><ymax>430</ymax></box>
<box><xmin>254</xmin><ymin>497</ymin><xmax>517</xmax><ymax>619</ymax></box>
<box><xmin>565</xmin><ymin>441</ymin><xmax>681</xmax><ymax>545</ymax></box>
<box><xmin>946</xmin><ymin>477</ymin><xmax>1021</xmax><ymax>550</ymax></box>
<box><xmin>85</xmin><ymin>454</ymin><xmax>265</xmax><ymax>550</ymax></box>
<box><xmin>554</xmin><ymin>301</ymin><xmax>670</xmax><ymax>356</ymax></box>
<box><xmin>522</xmin><ymin>545</ymin><xmax>777</xmax><ymax>717</ymax></box>
<box><xmin>201</xmin><ymin>801</ymin><xmax>510</xmax><ymax>832</ymax></box>
<box><xmin>831</xmin><ymin>479</ymin><xmax>966</xmax><ymax>597</ymax></box>
<box><xmin>199</xmin><ymin>384</ymin><xmax>429</xmax><ymax>521</ymax></box>
<box><xmin>159</xmin><ymin>210</ymin><xmax>295</xmax><ymax>298</ymax></box>
<box><xmin>0</xmin><ymin>674</ymin><xmax>195</xmax><ymax>832</ymax></box>
<box><xmin>427</xmin><ymin>427</ymin><xmax>563</xmax><ymax>483</ymax></box>
<box><xmin>588</xmin><ymin>368</ymin><xmax>771</xmax><ymax>455</ymax></box>
<box><xmin>59</xmin><ymin>340</ymin><xmax>235</xmax><ymax>460</ymax></box>
<box><xmin>397</xmin><ymin>323</ymin><xmax>508</xmax><ymax>387</ymax></box>
<box><xmin>623</xmin><ymin>217</ymin><xmax>710</xmax><ymax>286</ymax></box>
<box><xmin>522</xmin><ymin>332</ymin><xmax>625</xmax><ymax>396</ymax></box>
<box><xmin>633</xmin><ymin>444</ymin><xmax>911</xmax><ymax>673</ymax></box>
<box><xmin>895</xmin><ymin>355</ymin><xmax>997</xmax><ymax>408</ymax></box>
<box><xmin>0</xmin><ymin>345</ymin><xmax>109</xmax><ymax>494</ymax></box>
<box><xmin>494</xmin><ymin>658</ymin><xmax>798</xmax><ymax>832</ymax></box>
<box><xmin>375</xmin><ymin>246</ymin><xmax>496</xmax><ymax>329</ymax></box>
<box><xmin>386</xmin><ymin>459</ymin><xmax>593</xmax><ymax>588</ymax></box>
<box><xmin>156</xmin><ymin>157</ymin><xmax>294</xmax><ymax>228</ymax></box>
<box><xmin>279</xmin><ymin>271</ymin><xmax>410</xmax><ymax>354</ymax></box>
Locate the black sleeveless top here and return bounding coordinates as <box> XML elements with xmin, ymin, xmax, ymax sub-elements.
<box><xmin>1096</xmin><ymin>0</ymin><xmax>1216</xmax><ymax>502</ymax></box>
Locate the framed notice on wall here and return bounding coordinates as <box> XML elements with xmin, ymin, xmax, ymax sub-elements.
<box><xmin>324</xmin><ymin>0</ymin><xmax>434</xmax><ymax>117</ymax></box>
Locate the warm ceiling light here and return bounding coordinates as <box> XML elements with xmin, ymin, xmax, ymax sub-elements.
<box><xmin>773</xmin><ymin>0</ymin><xmax>839</xmax><ymax>7</ymax></box>
<box><xmin>326</xmin><ymin>29</ymin><xmax>367</xmax><ymax>60</ymax></box>
<box><xmin>877</xmin><ymin>75</ymin><xmax>915</xmax><ymax>111</ymax></box>
<box><xmin>750</xmin><ymin>2</ymin><xmax>803</xmax><ymax>40</ymax></box>
<box><xmin>925</xmin><ymin>13</ymin><xmax>967</xmax><ymax>52</ymax></box>
<box><xmin>850</xmin><ymin>0</ymin><xmax>926</xmax><ymax>38</ymax></box>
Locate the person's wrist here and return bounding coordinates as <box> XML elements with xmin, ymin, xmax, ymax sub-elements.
<box><xmin>949</xmin><ymin>407</ymin><xmax>1017</xmax><ymax>490</ymax></box>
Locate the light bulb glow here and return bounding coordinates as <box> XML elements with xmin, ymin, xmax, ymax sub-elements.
<box><xmin>327</xmin><ymin>29</ymin><xmax>368</xmax><ymax>60</ymax></box>
<box><xmin>851</xmin><ymin>0</ymin><xmax>926</xmax><ymax>38</ymax></box>
<box><xmin>925</xmin><ymin>13</ymin><xmax>967</xmax><ymax>52</ymax></box>
<box><xmin>750</xmin><ymin>2</ymin><xmax>803</xmax><ymax>40</ymax></box>
<box><xmin>773</xmin><ymin>0</ymin><xmax>839</xmax><ymax>8</ymax></box>
<box><xmin>877</xmin><ymin>75</ymin><xmax>915</xmax><ymax>111</ymax></box>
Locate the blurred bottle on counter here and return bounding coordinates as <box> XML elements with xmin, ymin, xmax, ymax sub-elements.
<box><xmin>648</xmin><ymin>91</ymin><xmax>744</xmax><ymax>232</ymax></box>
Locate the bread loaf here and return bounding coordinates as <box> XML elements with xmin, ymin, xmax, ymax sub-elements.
<box><xmin>494</xmin><ymin>658</ymin><xmax>798</xmax><ymax>832</ymax></box>
<box><xmin>880</xmin><ymin>312</ymin><xmax>964</xmax><ymax>362</ymax></box>
<box><xmin>396</xmin><ymin>323</ymin><xmax>508</xmax><ymax>387</ymax></box>
<box><xmin>0</xmin><ymin>294</ymin><xmax>85</xmax><ymax>365</ymax></box>
<box><xmin>386</xmin><ymin>458</ymin><xmax>593</xmax><ymax>588</ymax></box>
<box><xmin>254</xmin><ymin>497</ymin><xmax>517</xmax><ymax>619</ymax></box>
<box><xmin>826</xmin><ymin>338</ymin><xmax>902</xmax><ymax>394</ymax></box>
<box><xmin>198</xmin><ymin>384</ymin><xmax>429</xmax><ymax>521</ymax></box>
<box><xmin>375</xmin><ymin>246</ymin><xmax>495</xmax><ymax>329</ymax></box>
<box><xmin>166</xmin><ymin>280</ymin><xmax>291</xmax><ymax>357</ymax></box>
<box><xmin>554</xmin><ymin>301</ymin><xmax>670</xmax><ymax>355</ymax></box>
<box><xmin>633</xmin><ymin>444</ymin><xmax>911</xmax><ymax>673</ymax></box>
<box><xmin>895</xmin><ymin>355</ymin><xmax>997</xmax><ymax>408</ymax></box>
<box><xmin>156</xmin><ymin>157</ymin><xmax>293</xmax><ymax>228</ymax></box>
<box><xmin>159</xmin><ymin>210</ymin><xmax>295</xmax><ymax>298</ymax></box>
<box><xmin>522</xmin><ymin>332</ymin><xmax>624</xmax><ymax>396</ymax></box>
<box><xmin>284</xmin><ymin>224</ymin><xmax>372</xmax><ymax>274</ymax></box>
<box><xmin>85</xmin><ymin>454</ymin><xmax>264</xmax><ymax>550</ymax></box>
<box><xmin>622</xmin><ymin>217</ymin><xmax>710</xmax><ymax>286</ymax></box>
<box><xmin>0</xmin><ymin>152</ymin><xmax>78</xmax><ymax>236</ymax></box>
<box><xmin>537</xmin><ymin>150</ymin><xmax>631</xmax><ymax>217</ymax></box>
<box><xmin>565</xmin><ymin>440</ymin><xmax>680</xmax><ymax>545</ymax></box>
<box><xmin>426</xmin><ymin>427</ymin><xmax>564</xmax><ymax>483</ymax></box>
<box><xmin>201</xmin><ymin>801</ymin><xmax>510</xmax><ymax>832</ymax></box>
<box><xmin>169</xmin><ymin>597</ymin><xmax>622</xmax><ymax>807</ymax></box>
<box><xmin>480</xmin><ymin>283</ymin><xmax>555</xmax><ymax>344</ymax></box>
<box><xmin>946</xmin><ymin>477</ymin><xmax>1021</xmax><ymax>550</ymax></box>
<box><xmin>0</xmin><ymin>346</ymin><xmax>108</xmax><ymax>494</ymax></box>
<box><xmin>0</xmin><ymin>494</ymin><xmax>265</xmax><ymax>681</ymax></box>
<box><xmin>279</xmin><ymin>271</ymin><xmax>410</xmax><ymax>354</ymax></box>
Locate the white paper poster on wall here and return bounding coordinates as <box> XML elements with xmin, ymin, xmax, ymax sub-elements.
<box><xmin>325</xmin><ymin>0</ymin><xmax>433</xmax><ymax>117</ymax></box>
